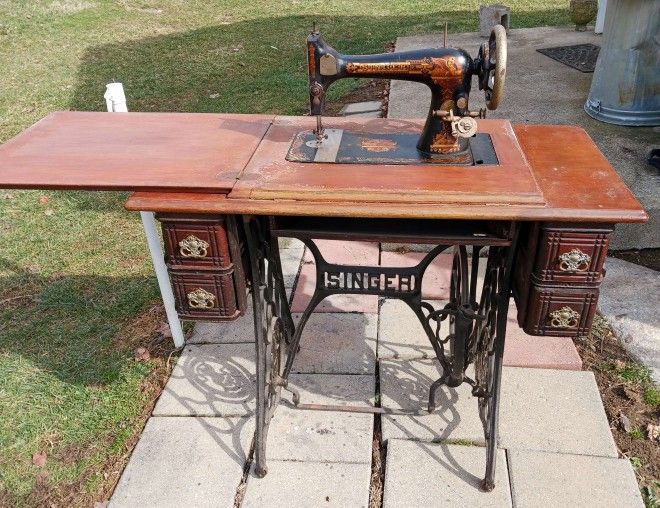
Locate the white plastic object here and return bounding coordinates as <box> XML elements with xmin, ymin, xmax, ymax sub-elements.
<box><xmin>105</xmin><ymin>82</ymin><xmax>185</xmax><ymax>348</ymax></box>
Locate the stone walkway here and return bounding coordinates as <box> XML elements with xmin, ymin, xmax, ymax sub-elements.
<box><xmin>110</xmin><ymin>239</ymin><xmax>643</xmax><ymax>508</ymax></box>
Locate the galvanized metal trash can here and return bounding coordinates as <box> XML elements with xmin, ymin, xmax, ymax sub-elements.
<box><xmin>584</xmin><ymin>0</ymin><xmax>659</xmax><ymax>126</ymax></box>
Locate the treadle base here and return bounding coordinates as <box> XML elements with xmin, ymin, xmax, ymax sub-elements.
<box><xmin>244</xmin><ymin>215</ymin><xmax>520</xmax><ymax>491</ymax></box>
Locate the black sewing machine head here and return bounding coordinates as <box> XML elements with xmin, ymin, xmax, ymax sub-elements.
<box><xmin>288</xmin><ymin>24</ymin><xmax>507</xmax><ymax>165</ymax></box>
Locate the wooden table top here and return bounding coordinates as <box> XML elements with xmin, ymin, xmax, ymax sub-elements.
<box><xmin>0</xmin><ymin>111</ymin><xmax>647</xmax><ymax>223</ymax></box>
<box><xmin>0</xmin><ymin>111</ymin><xmax>273</xmax><ymax>192</ymax></box>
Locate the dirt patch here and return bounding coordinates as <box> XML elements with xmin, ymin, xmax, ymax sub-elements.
<box><xmin>609</xmin><ymin>248</ymin><xmax>660</xmax><ymax>272</ymax></box>
<box><xmin>575</xmin><ymin>314</ymin><xmax>660</xmax><ymax>502</ymax></box>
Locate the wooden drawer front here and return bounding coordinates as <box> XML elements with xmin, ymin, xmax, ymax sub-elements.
<box><xmin>160</xmin><ymin>215</ymin><xmax>233</xmax><ymax>270</ymax></box>
<box><xmin>171</xmin><ymin>271</ymin><xmax>244</xmax><ymax>321</ymax></box>
<box><xmin>522</xmin><ymin>286</ymin><xmax>599</xmax><ymax>337</ymax></box>
<box><xmin>533</xmin><ymin>226</ymin><xmax>611</xmax><ymax>284</ymax></box>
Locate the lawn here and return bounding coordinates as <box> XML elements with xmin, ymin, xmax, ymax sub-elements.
<box><xmin>0</xmin><ymin>1</ymin><xmax>570</xmax><ymax>505</ymax></box>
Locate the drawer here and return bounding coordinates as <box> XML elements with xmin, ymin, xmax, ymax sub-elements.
<box><xmin>532</xmin><ymin>225</ymin><xmax>612</xmax><ymax>284</ymax></box>
<box><xmin>170</xmin><ymin>270</ymin><xmax>246</xmax><ymax>321</ymax></box>
<box><xmin>159</xmin><ymin>214</ymin><xmax>236</xmax><ymax>270</ymax></box>
<box><xmin>520</xmin><ymin>285</ymin><xmax>599</xmax><ymax>337</ymax></box>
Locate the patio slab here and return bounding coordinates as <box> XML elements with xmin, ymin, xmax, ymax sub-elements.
<box><xmin>378</xmin><ymin>299</ymin><xmax>582</xmax><ymax>370</ymax></box>
<box><xmin>499</xmin><ymin>367</ymin><xmax>617</xmax><ymax>458</ymax></box>
<box><xmin>503</xmin><ymin>304</ymin><xmax>582</xmax><ymax>370</ymax></box>
<box><xmin>284</xmin><ymin>372</ymin><xmax>376</xmax><ymax>407</ymax></box>
<box><xmin>153</xmin><ymin>343</ymin><xmax>255</xmax><ymax>416</ymax></box>
<box><xmin>508</xmin><ymin>449</ymin><xmax>644</xmax><ymax>508</ymax></box>
<box><xmin>264</xmin><ymin>373</ymin><xmax>374</xmax><ymax>464</ymax></box>
<box><xmin>291</xmin><ymin>312</ymin><xmax>378</xmax><ymax>374</ymax></box>
<box><xmin>380</xmin><ymin>360</ymin><xmax>617</xmax><ymax>457</ymax></box>
<box><xmin>279</xmin><ymin>237</ymin><xmax>305</xmax><ymax>289</ymax></box>
<box><xmin>243</xmin><ymin>460</ymin><xmax>371</xmax><ymax>507</ymax></box>
<box><xmin>187</xmin><ymin>301</ymin><xmax>255</xmax><ymax>345</ymax></box>
<box><xmin>265</xmin><ymin>407</ymin><xmax>373</xmax><ymax>464</ymax></box>
<box><xmin>380</xmin><ymin>358</ymin><xmax>484</xmax><ymax>444</ymax></box>
<box><xmin>383</xmin><ymin>441</ymin><xmax>511</xmax><ymax>507</ymax></box>
<box><xmin>110</xmin><ymin>416</ymin><xmax>253</xmax><ymax>508</ymax></box>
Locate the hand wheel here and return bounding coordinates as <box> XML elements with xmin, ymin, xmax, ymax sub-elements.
<box><xmin>478</xmin><ymin>24</ymin><xmax>507</xmax><ymax>110</ymax></box>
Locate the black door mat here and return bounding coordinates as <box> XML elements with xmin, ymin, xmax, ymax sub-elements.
<box><xmin>536</xmin><ymin>43</ymin><xmax>600</xmax><ymax>72</ymax></box>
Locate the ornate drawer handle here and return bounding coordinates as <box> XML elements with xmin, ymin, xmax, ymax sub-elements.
<box><xmin>558</xmin><ymin>248</ymin><xmax>591</xmax><ymax>272</ymax></box>
<box><xmin>187</xmin><ymin>288</ymin><xmax>216</xmax><ymax>309</ymax></box>
<box><xmin>179</xmin><ymin>235</ymin><xmax>209</xmax><ymax>258</ymax></box>
<box><xmin>548</xmin><ymin>306</ymin><xmax>580</xmax><ymax>328</ymax></box>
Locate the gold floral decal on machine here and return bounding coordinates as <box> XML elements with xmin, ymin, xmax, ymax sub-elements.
<box><xmin>346</xmin><ymin>57</ymin><xmax>463</xmax><ymax>85</ymax></box>
<box><xmin>179</xmin><ymin>235</ymin><xmax>209</xmax><ymax>258</ymax></box>
<box><xmin>548</xmin><ymin>306</ymin><xmax>580</xmax><ymax>328</ymax></box>
<box><xmin>187</xmin><ymin>288</ymin><xmax>216</xmax><ymax>309</ymax></box>
<box><xmin>558</xmin><ymin>248</ymin><xmax>591</xmax><ymax>272</ymax></box>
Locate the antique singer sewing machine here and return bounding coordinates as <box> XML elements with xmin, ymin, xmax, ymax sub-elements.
<box><xmin>291</xmin><ymin>23</ymin><xmax>506</xmax><ymax>164</ymax></box>
<box><xmin>0</xmin><ymin>22</ymin><xmax>647</xmax><ymax>498</ymax></box>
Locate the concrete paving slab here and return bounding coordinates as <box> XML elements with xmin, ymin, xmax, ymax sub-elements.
<box><xmin>110</xmin><ymin>416</ymin><xmax>253</xmax><ymax>508</ymax></box>
<box><xmin>342</xmin><ymin>110</ymin><xmax>381</xmax><ymax>118</ymax></box>
<box><xmin>279</xmin><ymin>237</ymin><xmax>305</xmax><ymax>289</ymax></box>
<box><xmin>284</xmin><ymin>373</ymin><xmax>376</xmax><ymax>407</ymax></box>
<box><xmin>599</xmin><ymin>257</ymin><xmax>660</xmax><ymax>384</ymax></box>
<box><xmin>508</xmin><ymin>449</ymin><xmax>644</xmax><ymax>508</ymax></box>
<box><xmin>291</xmin><ymin>240</ymin><xmax>380</xmax><ymax>313</ymax></box>
<box><xmin>380</xmin><ymin>251</ymin><xmax>453</xmax><ymax>299</ymax></box>
<box><xmin>500</xmin><ymin>367</ymin><xmax>618</xmax><ymax>458</ymax></box>
<box><xmin>380</xmin><ymin>358</ymin><xmax>485</xmax><ymax>443</ymax></box>
<box><xmin>153</xmin><ymin>343</ymin><xmax>255</xmax><ymax>416</ymax></box>
<box><xmin>378</xmin><ymin>298</ymin><xmax>437</xmax><ymax>360</ymax></box>
<box><xmin>291</xmin><ymin>312</ymin><xmax>378</xmax><ymax>374</ymax></box>
<box><xmin>340</xmin><ymin>100</ymin><xmax>382</xmax><ymax>115</ymax></box>
<box><xmin>503</xmin><ymin>304</ymin><xmax>582</xmax><ymax>370</ymax></box>
<box><xmin>265</xmin><ymin>407</ymin><xmax>373</xmax><ymax>463</ymax></box>
<box><xmin>188</xmin><ymin>300</ymin><xmax>255</xmax><ymax>345</ymax></box>
<box><xmin>383</xmin><ymin>440</ymin><xmax>511</xmax><ymax>507</ymax></box>
<box><xmin>378</xmin><ymin>299</ymin><xmax>581</xmax><ymax>369</ymax></box>
<box><xmin>243</xmin><ymin>460</ymin><xmax>371</xmax><ymax>508</ymax></box>
<box><xmin>380</xmin><ymin>360</ymin><xmax>617</xmax><ymax>457</ymax></box>
<box><xmin>389</xmin><ymin>27</ymin><xmax>658</xmax><ymax>249</ymax></box>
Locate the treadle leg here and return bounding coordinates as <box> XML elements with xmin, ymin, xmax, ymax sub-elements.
<box><xmin>243</xmin><ymin>217</ymin><xmax>269</xmax><ymax>477</ymax></box>
<box><xmin>479</xmin><ymin>228</ymin><xmax>519</xmax><ymax>491</ymax></box>
<box><xmin>481</xmin><ymin>336</ymin><xmax>504</xmax><ymax>492</ymax></box>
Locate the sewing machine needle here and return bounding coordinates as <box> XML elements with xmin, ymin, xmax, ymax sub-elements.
<box><xmin>315</xmin><ymin>115</ymin><xmax>324</xmax><ymax>143</ymax></box>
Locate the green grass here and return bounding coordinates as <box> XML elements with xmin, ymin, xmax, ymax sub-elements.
<box><xmin>0</xmin><ymin>1</ymin><xmax>570</xmax><ymax>505</ymax></box>
<box><xmin>643</xmin><ymin>386</ymin><xmax>660</xmax><ymax>408</ymax></box>
<box><xmin>614</xmin><ymin>362</ymin><xmax>653</xmax><ymax>384</ymax></box>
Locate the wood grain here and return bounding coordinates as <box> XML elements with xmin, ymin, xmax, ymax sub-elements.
<box><xmin>231</xmin><ymin>116</ymin><xmax>545</xmax><ymax>206</ymax></box>
<box><xmin>0</xmin><ymin>111</ymin><xmax>274</xmax><ymax>192</ymax></box>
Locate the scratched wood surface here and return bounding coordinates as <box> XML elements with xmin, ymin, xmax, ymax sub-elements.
<box><xmin>125</xmin><ymin>125</ymin><xmax>647</xmax><ymax>223</ymax></box>
<box><xmin>0</xmin><ymin>111</ymin><xmax>646</xmax><ymax>222</ymax></box>
<box><xmin>231</xmin><ymin>116</ymin><xmax>545</xmax><ymax>206</ymax></box>
<box><xmin>0</xmin><ymin>111</ymin><xmax>274</xmax><ymax>192</ymax></box>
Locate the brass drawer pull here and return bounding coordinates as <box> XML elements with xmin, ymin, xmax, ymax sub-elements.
<box><xmin>548</xmin><ymin>306</ymin><xmax>580</xmax><ymax>328</ymax></box>
<box><xmin>179</xmin><ymin>235</ymin><xmax>209</xmax><ymax>258</ymax></box>
<box><xmin>187</xmin><ymin>288</ymin><xmax>216</xmax><ymax>309</ymax></box>
<box><xmin>558</xmin><ymin>248</ymin><xmax>591</xmax><ymax>272</ymax></box>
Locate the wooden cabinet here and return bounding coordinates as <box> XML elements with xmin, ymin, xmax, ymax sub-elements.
<box><xmin>514</xmin><ymin>223</ymin><xmax>613</xmax><ymax>337</ymax></box>
<box><xmin>157</xmin><ymin>214</ymin><xmax>248</xmax><ymax>321</ymax></box>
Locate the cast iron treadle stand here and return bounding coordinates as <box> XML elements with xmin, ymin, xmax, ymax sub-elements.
<box><xmin>242</xmin><ymin>216</ymin><xmax>519</xmax><ymax>491</ymax></box>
